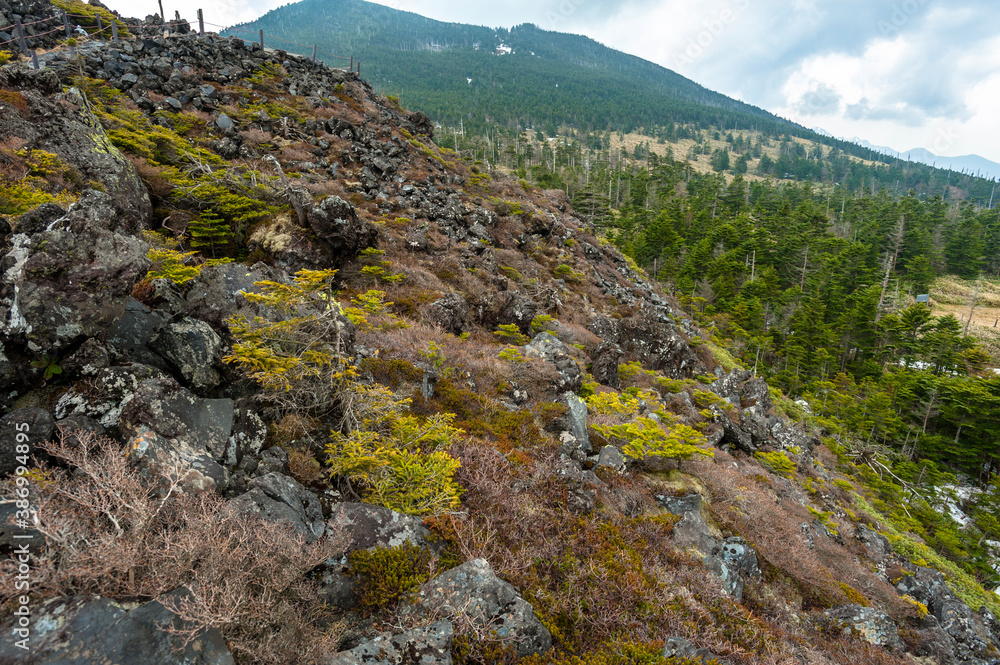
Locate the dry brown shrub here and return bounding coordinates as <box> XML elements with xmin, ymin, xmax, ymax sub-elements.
<box><xmin>0</xmin><ymin>432</ymin><xmax>344</xmax><ymax>665</ymax></box>
<box><xmin>240</xmin><ymin>128</ymin><xmax>272</xmax><ymax>146</ymax></box>
<box><xmin>689</xmin><ymin>454</ymin><xmax>910</xmax><ymax>618</ymax></box>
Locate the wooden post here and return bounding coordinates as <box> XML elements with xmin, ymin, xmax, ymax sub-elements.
<box><xmin>62</xmin><ymin>11</ymin><xmax>75</xmax><ymax>56</ymax></box>
<box><xmin>197</xmin><ymin>8</ymin><xmax>204</xmax><ymax>35</ymax></box>
<box><xmin>96</xmin><ymin>14</ymin><xmax>103</xmax><ymax>35</ymax></box>
<box><xmin>158</xmin><ymin>0</ymin><xmax>165</xmax><ymax>26</ymax></box>
<box><xmin>259</xmin><ymin>29</ymin><xmax>264</xmax><ymax>50</ymax></box>
<box><xmin>14</xmin><ymin>20</ymin><xmax>28</xmax><ymax>55</ymax></box>
<box><xmin>357</xmin><ymin>61</ymin><xmax>360</xmax><ymax>76</ymax></box>
<box><xmin>312</xmin><ymin>44</ymin><xmax>317</xmax><ymax>64</ymax></box>
<box><xmin>30</xmin><ymin>50</ymin><xmax>39</xmax><ymax>70</ymax></box>
<box><xmin>111</xmin><ymin>20</ymin><xmax>119</xmax><ymax>43</ymax></box>
<box><xmin>350</xmin><ymin>55</ymin><xmax>353</xmax><ymax>71</ymax></box>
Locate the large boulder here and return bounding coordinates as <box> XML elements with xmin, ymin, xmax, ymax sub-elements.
<box><xmin>306</xmin><ymin>195</ymin><xmax>377</xmax><ymax>257</ymax></box>
<box><xmin>329</xmin><ymin>620</ymin><xmax>453</xmax><ymax>665</ymax></box>
<box><xmin>590</xmin><ymin>340</ymin><xmax>622</xmax><ymax>388</ymax></box>
<box><xmin>0</xmin><ymin>407</ymin><xmax>54</xmax><ymax>476</ymax></box>
<box><xmin>327</xmin><ymin>502</ymin><xmax>436</xmax><ymax>555</ymax></box>
<box><xmin>560</xmin><ymin>392</ymin><xmax>591</xmax><ymax>456</ymax></box>
<box><xmin>54</xmin><ymin>364</ymin><xmax>168</xmax><ymax>429</ymax></box>
<box><xmin>822</xmin><ymin>605</ymin><xmax>904</xmax><ymax>650</ymax></box>
<box><xmin>589</xmin><ymin>307</ymin><xmax>706</xmax><ymax>379</ymax></box>
<box><xmin>229</xmin><ymin>472</ymin><xmax>325</xmax><ymax>542</ymax></box>
<box><xmin>524</xmin><ymin>332</ymin><xmax>582</xmax><ymax>394</ymax></box>
<box><xmin>181</xmin><ymin>261</ymin><xmax>277</xmax><ymax>330</ymax></box>
<box><xmin>410</xmin><ymin>558</ymin><xmax>552</xmax><ymax>658</ymax></box>
<box><xmin>0</xmin><ymin>592</ymin><xmax>233</xmax><ymax>664</ymax></box>
<box><xmin>148</xmin><ymin>316</ymin><xmax>224</xmax><ymax>392</ymax></box>
<box><xmin>427</xmin><ymin>293</ymin><xmax>470</xmax><ymax>334</ymax></box>
<box><xmin>114</xmin><ymin>376</ymin><xmax>236</xmax><ymax>493</ymax></box>
<box><xmin>2</xmin><ymin>191</ymin><xmax>150</xmax><ymax>353</ymax></box>
<box><xmin>0</xmin><ymin>66</ymin><xmax>152</xmax><ymax>231</ymax></box>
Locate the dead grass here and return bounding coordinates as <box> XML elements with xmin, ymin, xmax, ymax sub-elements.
<box><xmin>930</xmin><ymin>275</ymin><xmax>1000</xmax><ymax>360</ymax></box>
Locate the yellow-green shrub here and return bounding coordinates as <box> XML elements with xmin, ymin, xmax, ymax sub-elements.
<box><xmin>593</xmin><ymin>418</ymin><xmax>713</xmax><ymax>464</ymax></box>
<box><xmin>755</xmin><ymin>451</ymin><xmax>796</xmax><ymax>478</ymax></box>
<box><xmin>326</xmin><ymin>412</ymin><xmax>463</xmax><ymax>516</ymax></box>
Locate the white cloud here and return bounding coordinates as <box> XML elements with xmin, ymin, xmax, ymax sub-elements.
<box><xmin>96</xmin><ymin>0</ymin><xmax>1000</xmax><ymax>162</ymax></box>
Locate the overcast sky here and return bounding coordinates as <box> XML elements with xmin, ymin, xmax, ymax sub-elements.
<box><xmin>107</xmin><ymin>0</ymin><xmax>1000</xmax><ymax>163</ymax></box>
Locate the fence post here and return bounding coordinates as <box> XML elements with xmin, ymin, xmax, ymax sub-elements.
<box><xmin>259</xmin><ymin>29</ymin><xmax>264</xmax><ymax>50</ymax></box>
<box><xmin>96</xmin><ymin>14</ymin><xmax>102</xmax><ymax>35</ymax></box>
<box><xmin>62</xmin><ymin>11</ymin><xmax>75</xmax><ymax>56</ymax></box>
<box><xmin>14</xmin><ymin>20</ymin><xmax>28</xmax><ymax>55</ymax></box>
<box><xmin>30</xmin><ymin>50</ymin><xmax>39</xmax><ymax>70</ymax></box>
<box><xmin>197</xmin><ymin>8</ymin><xmax>204</xmax><ymax>36</ymax></box>
<box><xmin>312</xmin><ymin>44</ymin><xmax>317</xmax><ymax>64</ymax></box>
<box><xmin>111</xmin><ymin>20</ymin><xmax>119</xmax><ymax>43</ymax></box>
<box><xmin>158</xmin><ymin>0</ymin><xmax>165</xmax><ymax>27</ymax></box>
<box><xmin>357</xmin><ymin>61</ymin><xmax>360</xmax><ymax>77</ymax></box>
<box><xmin>350</xmin><ymin>55</ymin><xmax>353</xmax><ymax>71</ymax></box>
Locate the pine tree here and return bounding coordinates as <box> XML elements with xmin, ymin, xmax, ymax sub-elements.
<box><xmin>188</xmin><ymin>210</ymin><xmax>232</xmax><ymax>258</ymax></box>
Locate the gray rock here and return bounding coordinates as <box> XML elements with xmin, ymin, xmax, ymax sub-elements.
<box><xmin>656</xmin><ymin>493</ymin><xmax>704</xmax><ymax>515</ymax></box>
<box><xmin>61</xmin><ymin>337</ymin><xmax>112</xmax><ymax>376</ymax></box>
<box><xmin>327</xmin><ymin>502</ymin><xmax>436</xmax><ymax>556</ymax></box>
<box><xmin>118</xmin><ymin>376</ymin><xmax>234</xmax><ymax>461</ymax></box>
<box><xmin>3</xmin><ymin>191</ymin><xmax>151</xmax><ymax>353</ymax></box>
<box><xmin>662</xmin><ymin>636</ymin><xmax>730</xmax><ymax>664</ymax></box>
<box><xmin>823</xmin><ymin>604</ymin><xmax>903</xmax><ymax>650</ymax></box>
<box><xmin>54</xmin><ymin>364</ymin><xmax>167</xmax><ymax>429</ymax></box>
<box><xmin>411</xmin><ymin>559</ymin><xmax>552</xmax><ymax>658</ymax></box>
<box><xmin>126</xmin><ymin>425</ymin><xmax>227</xmax><ymax>495</ymax></box>
<box><xmin>562</xmin><ymin>392</ymin><xmax>591</xmax><ymax>455</ymax></box>
<box><xmin>0</xmin><ymin>70</ymin><xmax>151</xmax><ymax>229</ymax></box>
<box><xmin>427</xmin><ymin>293</ymin><xmax>470</xmax><ymax>334</ymax></box>
<box><xmin>329</xmin><ymin>620</ymin><xmax>453</xmax><ymax>665</ymax></box>
<box><xmin>0</xmin><ymin>408</ymin><xmax>55</xmax><ymax>476</ymax></box>
<box><xmin>216</xmin><ymin>112</ymin><xmax>234</xmax><ymax>129</ymax></box>
<box><xmin>149</xmin><ymin>316</ymin><xmax>223</xmax><ymax>391</ymax></box>
<box><xmin>855</xmin><ymin>524</ymin><xmax>893</xmax><ymax>563</ymax></box>
<box><xmin>182</xmin><ymin>261</ymin><xmax>275</xmax><ymax>330</ymax></box>
<box><xmin>12</xmin><ymin>203</ymin><xmax>66</xmax><ymax>235</ymax></box>
<box><xmin>590</xmin><ymin>340</ymin><xmax>622</xmax><ymax>388</ymax></box>
<box><xmin>229</xmin><ymin>472</ymin><xmax>325</xmax><ymax>542</ymax></box>
<box><xmin>306</xmin><ymin>195</ymin><xmax>378</xmax><ymax>257</ymax></box>
<box><xmin>0</xmin><ymin>592</ymin><xmax>234</xmax><ymax>664</ymax></box>
<box><xmin>54</xmin><ymin>414</ymin><xmax>106</xmax><ymax>447</ymax></box>
<box><xmin>525</xmin><ymin>332</ymin><xmax>582</xmax><ymax>394</ymax></box>
<box><xmin>704</xmin><ymin>555</ymin><xmax>744</xmax><ymax>601</ymax></box>
<box><xmin>596</xmin><ymin>445</ymin><xmax>627</xmax><ymax>473</ymax></box>
<box><xmin>100</xmin><ymin>297</ymin><xmax>170</xmax><ymax>368</ymax></box>
<box><xmin>715</xmin><ymin>537</ymin><xmax>761</xmax><ymax>584</ymax></box>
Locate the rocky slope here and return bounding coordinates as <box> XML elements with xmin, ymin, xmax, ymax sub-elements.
<box><xmin>0</xmin><ymin>10</ymin><xmax>998</xmax><ymax>665</ymax></box>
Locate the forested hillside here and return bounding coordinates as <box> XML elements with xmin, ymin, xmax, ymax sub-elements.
<box><xmin>227</xmin><ymin>0</ymin><xmax>1000</xmax><ymax>204</ymax></box>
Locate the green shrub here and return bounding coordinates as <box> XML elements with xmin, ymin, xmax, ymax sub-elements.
<box><xmin>593</xmin><ymin>418</ymin><xmax>713</xmax><ymax>464</ymax></box>
<box><xmin>494</xmin><ymin>324</ymin><xmax>530</xmax><ymax>345</ymax></box>
<box><xmin>754</xmin><ymin>451</ymin><xmax>796</xmax><ymax>478</ymax></box>
<box><xmin>326</xmin><ymin>412</ymin><xmax>463</xmax><ymax>516</ymax></box>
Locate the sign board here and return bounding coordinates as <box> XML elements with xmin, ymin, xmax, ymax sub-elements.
<box><xmin>916</xmin><ymin>294</ymin><xmax>930</xmax><ymax>303</ymax></box>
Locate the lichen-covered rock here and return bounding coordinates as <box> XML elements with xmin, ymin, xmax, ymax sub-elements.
<box><xmin>589</xmin><ymin>306</ymin><xmax>706</xmax><ymax>379</ymax></box>
<box><xmin>427</xmin><ymin>293</ymin><xmax>470</xmax><ymax>334</ymax></box>
<box><xmin>327</xmin><ymin>502</ymin><xmax>436</xmax><ymax>555</ymax></box>
<box><xmin>126</xmin><ymin>425</ymin><xmax>227</xmax><ymax>495</ymax></box>
<box><xmin>329</xmin><ymin>620</ymin><xmax>453</xmax><ymax>665</ymax></box>
<box><xmin>0</xmin><ymin>407</ymin><xmax>54</xmax><ymax>476</ymax></box>
<box><xmin>525</xmin><ymin>332</ymin><xmax>582</xmax><ymax>394</ymax></box>
<box><xmin>823</xmin><ymin>604</ymin><xmax>903</xmax><ymax>650</ymax></box>
<box><xmin>0</xmin><ymin>66</ymin><xmax>152</xmax><ymax>231</ymax></box>
<box><xmin>591</xmin><ymin>340</ymin><xmax>622</xmax><ymax>388</ymax></box>
<box><xmin>228</xmin><ymin>472</ymin><xmax>325</xmax><ymax>542</ymax></box>
<box><xmin>561</xmin><ymin>392</ymin><xmax>591</xmax><ymax>455</ymax></box>
<box><xmin>0</xmin><ymin>592</ymin><xmax>234</xmax><ymax>665</ymax></box>
<box><xmin>597</xmin><ymin>445</ymin><xmax>627</xmax><ymax>473</ymax></box>
<box><xmin>182</xmin><ymin>261</ymin><xmax>277</xmax><ymax>330</ymax></box>
<box><xmin>2</xmin><ymin>191</ymin><xmax>151</xmax><ymax>353</ymax></box>
<box><xmin>306</xmin><ymin>195</ymin><xmax>378</xmax><ymax>256</ymax></box>
<box><xmin>54</xmin><ymin>364</ymin><xmax>167</xmax><ymax>429</ymax></box>
<box><xmin>411</xmin><ymin>559</ymin><xmax>552</xmax><ymax>658</ymax></box>
<box><xmin>117</xmin><ymin>376</ymin><xmax>234</xmax><ymax>462</ymax></box>
<box><xmin>149</xmin><ymin>316</ymin><xmax>223</xmax><ymax>391</ymax></box>
<box><xmin>715</xmin><ymin>537</ymin><xmax>762</xmax><ymax>584</ymax></box>
<box><xmin>662</xmin><ymin>636</ymin><xmax>730</xmax><ymax>664</ymax></box>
